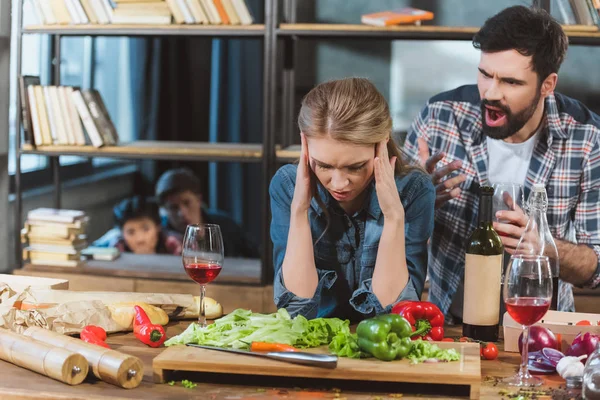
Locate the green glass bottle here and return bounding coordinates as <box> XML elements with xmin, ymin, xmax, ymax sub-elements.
<box><xmin>462</xmin><ymin>186</ymin><xmax>504</xmax><ymax>342</ymax></box>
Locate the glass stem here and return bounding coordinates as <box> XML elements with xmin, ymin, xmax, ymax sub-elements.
<box><xmin>199</xmin><ymin>284</ymin><xmax>206</xmax><ymax>327</ymax></box>
<box><xmin>519</xmin><ymin>325</ymin><xmax>530</xmax><ymax>380</ymax></box>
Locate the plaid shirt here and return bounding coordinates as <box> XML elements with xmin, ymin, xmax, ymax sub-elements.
<box><xmin>402</xmin><ymin>84</ymin><xmax>600</xmax><ymax>318</ymax></box>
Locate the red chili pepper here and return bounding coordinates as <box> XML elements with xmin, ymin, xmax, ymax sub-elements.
<box><xmin>133</xmin><ymin>305</ymin><xmax>166</xmax><ymax>348</ymax></box>
<box><xmin>391</xmin><ymin>301</ymin><xmax>445</xmax><ymax>341</ymax></box>
<box><xmin>80</xmin><ymin>325</ymin><xmax>110</xmax><ymax>348</ymax></box>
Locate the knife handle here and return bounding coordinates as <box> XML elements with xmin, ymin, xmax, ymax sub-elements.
<box><xmin>266</xmin><ymin>352</ymin><xmax>338</xmax><ymax>369</ymax></box>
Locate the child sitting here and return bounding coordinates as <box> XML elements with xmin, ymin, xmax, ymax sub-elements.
<box><xmin>113</xmin><ymin>196</ymin><xmax>182</xmax><ymax>255</ymax></box>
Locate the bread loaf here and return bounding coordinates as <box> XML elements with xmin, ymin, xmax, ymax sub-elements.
<box><xmin>195</xmin><ymin>296</ymin><xmax>223</xmax><ymax>319</ymax></box>
<box><xmin>107</xmin><ymin>302</ymin><xmax>169</xmax><ymax>329</ymax></box>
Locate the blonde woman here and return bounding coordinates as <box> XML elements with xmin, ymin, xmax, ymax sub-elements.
<box><xmin>270</xmin><ymin>78</ymin><xmax>435</xmax><ymax>321</ymax></box>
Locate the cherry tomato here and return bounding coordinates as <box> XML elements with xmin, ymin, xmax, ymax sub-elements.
<box><xmin>441</xmin><ymin>338</ymin><xmax>455</xmax><ymax>342</ymax></box>
<box><xmin>459</xmin><ymin>337</ymin><xmax>470</xmax><ymax>342</ymax></box>
<box><xmin>481</xmin><ymin>343</ymin><xmax>498</xmax><ymax>360</ymax></box>
<box><xmin>576</xmin><ymin>320</ymin><xmax>592</xmax><ymax>326</ymax></box>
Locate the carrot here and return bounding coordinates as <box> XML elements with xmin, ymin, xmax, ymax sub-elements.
<box><xmin>250</xmin><ymin>342</ymin><xmax>298</xmax><ymax>352</ymax></box>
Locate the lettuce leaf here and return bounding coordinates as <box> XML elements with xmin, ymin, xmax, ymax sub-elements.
<box><xmin>407</xmin><ymin>339</ymin><xmax>460</xmax><ymax>364</ymax></box>
<box><xmin>164</xmin><ymin>308</ymin><xmax>350</xmax><ymax>349</ymax></box>
<box><xmin>328</xmin><ymin>331</ymin><xmax>369</xmax><ymax>359</ymax></box>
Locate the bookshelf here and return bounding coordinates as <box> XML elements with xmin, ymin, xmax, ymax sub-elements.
<box><xmin>13</xmin><ymin>0</ymin><xmax>278</xmax><ymax>287</ymax></box>
<box><xmin>24</xmin><ymin>24</ymin><xmax>266</xmax><ymax>37</ymax></box>
<box><xmin>275</xmin><ymin>3</ymin><xmax>600</xmax><ymax>151</ymax></box>
<box><xmin>14</xmin><ymin>0</ymin><xmax>600</xmax><ymax>293</ymax></box>
<box><xmin>277</xmin><ymin>23</ymin><xmax>600</xmax><ymax>43</ymax></box>
<box><xmin>21</xmin><ymin>141</ymin><xmax>264</xmax><ymax>162</ymax></box>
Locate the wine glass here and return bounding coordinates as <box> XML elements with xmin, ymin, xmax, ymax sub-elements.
<box><xmin>492</xmin><ymin>183</ymin><xmax>524</xmax><ymax>319</ymax></box>
<box><xmin>503</xmin><ymin>254</ymin><xmax>552</xmax><ymax>387</ymax></box>
<box><xmin>492</xmin><ymin>183</ymin><xmax>524</xmax><ymax>223</ymax></box>
<box><xmin>182</xmin><ymin>224</ymin><xmax>224</xmax><ymax>328</ymax></box>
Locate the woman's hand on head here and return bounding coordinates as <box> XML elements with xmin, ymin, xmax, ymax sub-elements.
<box><xmin>374</xmin><ymin>140</ymin><xmax>404</xmax><ymax>222</ymax></box>
<box><xmin>291</xmin><ymin>133</ymin><xmax>313</xmax><ymax>214</ymax></box>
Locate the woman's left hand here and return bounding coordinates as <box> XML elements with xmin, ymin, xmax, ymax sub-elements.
<box><xmin>375</xmin><ymin>140</ymin><xmax>404</xmax><ymax>222</ymax></box>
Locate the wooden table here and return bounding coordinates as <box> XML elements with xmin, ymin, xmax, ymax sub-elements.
<box><xmin>0</xmin><ymin>323</ymin><xmax>579</xmax><ymax>400</ymax></box>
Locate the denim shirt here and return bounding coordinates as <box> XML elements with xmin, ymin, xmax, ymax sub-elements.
<box><xmin>269</xmin><ymin>164</ymin><xmax>435</xmax><ymax>322</ymax></box>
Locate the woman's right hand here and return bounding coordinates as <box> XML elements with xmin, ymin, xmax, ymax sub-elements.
<box><xmin>291</xmin><ymin>133</ymin><xmax>312</xmax><ymax>213</ymax></box>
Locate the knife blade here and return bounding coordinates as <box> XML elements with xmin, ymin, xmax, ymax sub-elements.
<box><xmin>186</xmin><ymin>344</ymin><xmax>338</xmax><ymax>369</ymax></box>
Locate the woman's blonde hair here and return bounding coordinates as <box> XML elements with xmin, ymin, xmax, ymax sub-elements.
<box><xmin>299</xmin><ymin>77</ymin><xmax>413</xmax><ymax>176</ymax></box>
<box><xmin>298</xmin><ymin>78</ymin><xmax>418</xmax><ymax>239</ymax></box>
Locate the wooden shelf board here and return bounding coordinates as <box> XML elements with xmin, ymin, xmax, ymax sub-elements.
<box><xmin>276</xmin><ymin>145</ymin><xmax>300</xmax><ymax>162</ymax></box>
<box><xmin>21</xmin><ymin>141</ymin><xmax>263</xmax><ymax>161</ymax></box>
<box><xmin>23</xmin><ymin>24</ymin><xmax>265</xmax><ymax>36</ymax></box>
<box><xmin>278</xmin><ymin>24</ymin><xmax>600</xmax><ymax>44</ymax></box>
<box><xmin>21</xmin><ymin>253</ymin><xmax>262</xmax><ymax>285</ymax></box>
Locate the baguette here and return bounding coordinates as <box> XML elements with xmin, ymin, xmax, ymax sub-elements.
<box><xmin>107</xmin><ymin>302</ymin><xmax>169</xmax><ymax>329</ymax></box>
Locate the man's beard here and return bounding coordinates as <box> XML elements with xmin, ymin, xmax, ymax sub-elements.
<box><xmin>481</xmin><ymin>90</ymin><xmax>541</xmax><ymax>140</ymax></box>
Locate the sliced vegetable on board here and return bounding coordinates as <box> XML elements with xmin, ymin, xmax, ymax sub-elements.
<box><xmin>250</xmin><ymin>342</ymin><xmax>297</xmax><ymax>352</ymax></box>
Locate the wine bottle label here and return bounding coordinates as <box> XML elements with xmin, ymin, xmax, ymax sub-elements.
<box><xmin>463</xmin><ymin>254</ymin><xmax>503</xmax><ymax>326</ymax></box>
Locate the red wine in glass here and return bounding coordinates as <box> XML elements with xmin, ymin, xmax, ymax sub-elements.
<box><xmin>184</xmin><ymin>262</ymin><xmax>222</xmax><ymax>285</ymax></box>
<box><xmin>505</xmin><ymin>297</ymin><xmax>550</xmax><ymax>326</ymax></box>
<box><xmin>182</xmin><ymin>224</ymin><xmax>224</xmax><ymax>328</ymax></box>
<box><xmin>502</xmin><ymin>254</ymin><xmax>552</xmax><ymax>387</ymax></box>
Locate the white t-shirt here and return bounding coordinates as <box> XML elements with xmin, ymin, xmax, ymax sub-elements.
<box><xmin>448</xmin><ymin>128</ymin><xmax>541</xmax><ymax>321</ymax></box>
<box><xmin>486</xmin><ymin>129</ymin><xmax>541</xmax><ymax>186</ymax></box>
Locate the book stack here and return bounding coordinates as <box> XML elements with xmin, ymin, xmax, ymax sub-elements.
<box><xmin>21</xmin><ymin>208</ymin><xmax>89</xmax><ymax>268</ymax></box>
<box><xmin>165</xmin><ymin>0</ymin><xmax>254</xmax><ymax>25</ymax></box>
<box><xmin>26</xmin><ymin>0</ymin><xmax>254</xmax><ymax>26</ymax></box>
<box><xmin>19</xmin><ymin>76</ymin><xmax>119</xmax><ymax>148</ymax></box>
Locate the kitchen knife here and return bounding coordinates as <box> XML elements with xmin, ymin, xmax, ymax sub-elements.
<box><xmin>186</xmin><ymin>344</ymin><xmax>338</xmax><ymax>369</ymax></box>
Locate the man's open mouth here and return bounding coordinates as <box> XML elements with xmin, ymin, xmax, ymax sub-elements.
<box><xmin>484</xmin><ymin>105</ymin><xmax>508</xmax><ymax>127</ymax></box>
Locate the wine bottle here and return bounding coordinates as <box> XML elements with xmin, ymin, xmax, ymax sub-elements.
<box><xmin>462</xmin><ymin>185</ymin><xmax>504</xmax><ymax>342</ymax></box>
<box><xmin>516</xmin><ymin>184</ymin><xmax>560</xmax><ymax>311</ymax></box>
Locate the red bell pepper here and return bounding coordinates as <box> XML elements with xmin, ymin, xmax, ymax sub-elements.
<box><xmin>133</xmin><ymin>305</ymin><xmax>166</xmax><ymax>348</ymax></box>
<box><xmin>391</xmin><ymin>301</ymin><xmax>445</xmax><ymax>341</ymax></box>
<box><xmin>80</xmin><ymin>325</ymin><xmax>110</xmax><ymax>348</ymax></box>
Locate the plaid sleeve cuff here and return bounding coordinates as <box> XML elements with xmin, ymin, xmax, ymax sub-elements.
<box><xmin>580</xmin><ymin>244</ymin><xmax>600</xmax><ymax>289</ymax></box>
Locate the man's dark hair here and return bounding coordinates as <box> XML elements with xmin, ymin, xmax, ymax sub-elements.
<box><xmin>113</xmin><ymin>196</ymin><xmax>161</xmax><ymax>228</ymax></box>
<box><xmin>473</xmin><ymin>5</ymin><xmax>568</xmax><ymax>83</ymax></box>
<box><xmin>155</xmin><ymin>168</ymin><xmax>202</xmax><ymax>205</ymax></box>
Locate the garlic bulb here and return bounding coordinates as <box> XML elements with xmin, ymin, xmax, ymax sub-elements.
<box><xmin>556</xmin><ymin>355</ymin><xmax>588</xmax><ymax>379</ymax></box>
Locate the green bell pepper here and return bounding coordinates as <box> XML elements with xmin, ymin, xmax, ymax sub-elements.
<box><xmin>356</xmin><ymin>314</ymin><xmax>413</xmax><ymax>361</ymax></box>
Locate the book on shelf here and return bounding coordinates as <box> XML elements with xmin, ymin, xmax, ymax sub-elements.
<box><xmin>566</xmin><ymin>0</ymin><xmax>600</xmax><ymax>26</ymax></box>
<box><xmin>82</xmin><ymin>246</ymin><xmax>120</xmax><ymax>261</ymax></box>
<box><xmin>24</xmin><ymin>221</ymin><xmax>87</xmax><ymax>239</ymax></box>
<box><xmin>112</xmin><ymin>1</ymin><xmax>173</xmax><ymax>24</ymax></box>
<box><xmin>19</xmin><ymin>77</ymin><xmax>120</xmax><ymax>148</ymax></box>
<box><xmin>18</xmin><ymin>75</ymin><xmax>40</xmax><ymax>146</ymax></box>
<box><xmin>21</xmin><ymin>208</ymin><xmax>89</xmax><ymax>268</ymax></box>
<box><xmin>23</xmin><ymin>247</ymin><xmax>84</xmax><ymax>268</ymax></box>
<box><xmin>27</xmin><ymin>208</ymin><xmax>88</xmax><ymax>225</ymax></box>
<box><xmin>25</xmin><ymin>0</ymin><xmax>255</xmax><ymax>26</ymax></box>
<box><xmin>183</xmin><ymin>0</ymin><xmax>207</xmax><ymax>24</ymax></box>
<box><xmin>361</xmin><ymin>8</ymin><xmax>435</xmax><ymax>27</ymax></box>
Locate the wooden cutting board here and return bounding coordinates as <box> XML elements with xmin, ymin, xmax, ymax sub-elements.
<box><xmin>153</xmin><ymin>341</ymin><xmax>481</xmax><ymax>399</ymax></box>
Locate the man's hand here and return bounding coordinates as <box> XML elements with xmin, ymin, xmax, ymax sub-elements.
<box><xmin>417</xmin><ymin>138</ymin><xmax>466</xmax><ymax>209</ymax></box>
<box><xmin>493</xmin><ymin>205</ymin><xmax>529</xmax><ymax>254</ymax></box>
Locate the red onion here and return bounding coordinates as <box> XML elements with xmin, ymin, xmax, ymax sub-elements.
<box><xmin>566</xmin><ymin>332</ymin><xmax>600</xmax><ymax>361</ymax></box>
<box><xmin>518</xmin><ymin>326</ymin><xmax>559</xmax><ymax>354</ymax></box>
